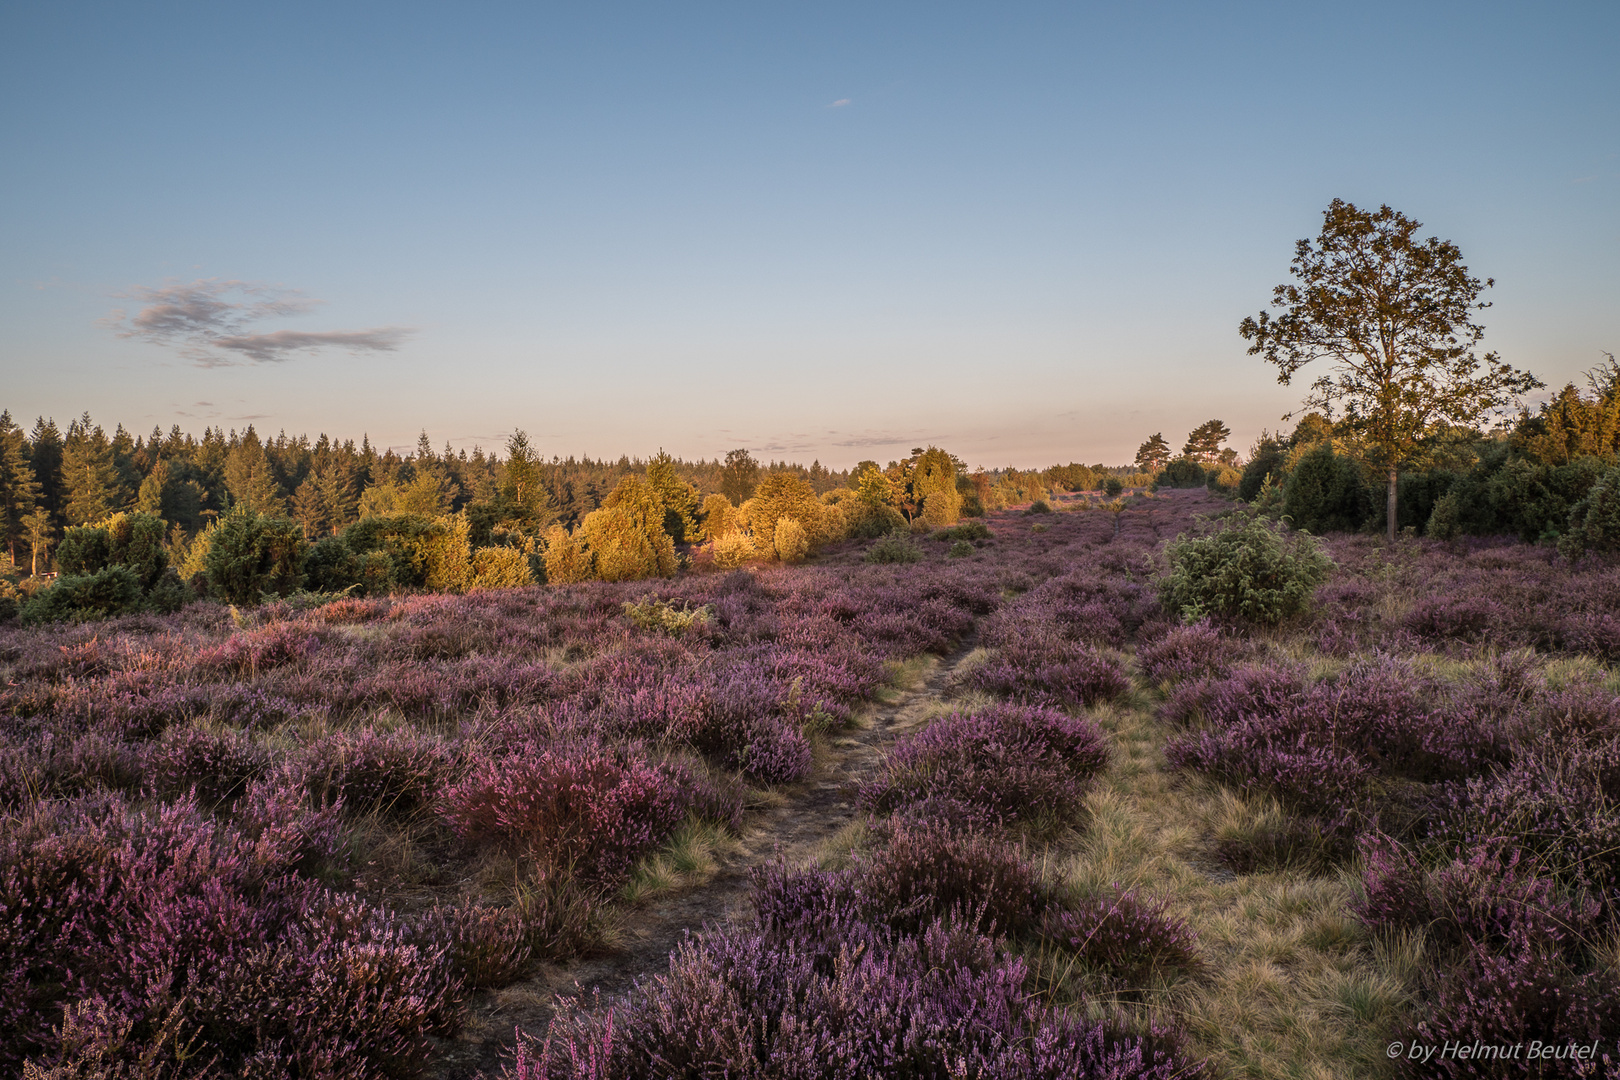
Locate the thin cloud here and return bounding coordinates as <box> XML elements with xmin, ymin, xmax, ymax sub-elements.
<box><xmin>108</xmin><ymin>278</ymin><xmax>412</xmax><ymax>367</ymax></box>
<box><xmin>831</xmin><ymin>431</ymin><xmax>943</xmax><ymax>449</ymax></box>
<box><xmin>828</xmin><ymin>98</ymin><xmax>851</xmax><ymax>108</ymax></box>
<box><xmin>210</xmin><ymin>328</ymin><xmax>413</xmax><ymax>365</ymax></box>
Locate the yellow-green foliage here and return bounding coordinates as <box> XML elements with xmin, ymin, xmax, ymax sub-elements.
<box><xmin>1208</xmin><ymin>465</ymin><xmax>1243</xmax><ymax>495</ymax></box>
<box><xmin>580</xmin><ymin>506</ymin><xmax>677</xmax><ymax>582</ymax></box>
<box><xmin>470</xmin><ymin>546</ymin><xmax>534</xmax><ymax>589</ymax></box>
<box><xmin>646</xmin><ymin>451</ymin><xmax>702</xmax><ymax>543</ymax></box>
<box><xmin>711</xmin><ymin>531</ymin><xmax>760</xmax><ymax>569</ymax></box>
<box><xmin>700</xmin><ymin>493</ymin><xmax>739</xmax><ymax>540</ymax></box>
<box><xmin>912</xmin><ymin>447</ymin><xmax>963</xmax><ymax>527</ymax></box>
<box><xmin>419</xmin><ymin>514</ymin><xmax>473</xmax><ymax>591</ymax></box>
<box><xmin>818</xmin><ymin>500</ymin><xmax>848</xmax><ymax>543</ymax></box>
<box><xmin>983</xmin><ymin>469</ymin><xmax>1049</xmax><ymax>511</ymax></box>
<box><xmin>622</xmin><ymin>595</ymin><xmax>712</xmax><ymax>634</ymax></box>
<box><xmin>542</xmin><ymin>525</ymin><xmax>594</xmax><ymax>584</ymax></box>
<box><xmin>749</xmin><ymin>473</ymin><xmax>823</xmax><ymax>557</ymax></box>
<box><xmin>774</xmin><ymin>517</ymin><xmax>810</xmax><ymax>563</ymax></box>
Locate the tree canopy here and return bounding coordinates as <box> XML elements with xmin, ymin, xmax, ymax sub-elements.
<box><xmin>1239</xmin><ymin>199</ymin><xmax>1542</xmax><ymax>540</ymax></box>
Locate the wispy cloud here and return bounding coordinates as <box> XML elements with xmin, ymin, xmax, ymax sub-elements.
<box><xmin>107</xmin><ymin>278</ymin><xmax>413</xmax><ymax>367</ymax></box>
<box><xmin>828</xmin><ymin>98</ymin><xmax>851</xmax><ymax>108</ymax></box>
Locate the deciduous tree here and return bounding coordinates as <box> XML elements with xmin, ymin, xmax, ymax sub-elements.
<box><xmin>1240</xmin><ymin>199</ymin><xmax>1542</xmax><ymax>540</ymax></box>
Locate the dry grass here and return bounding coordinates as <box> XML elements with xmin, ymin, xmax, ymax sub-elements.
<box><xmin>1063</xmin><ymin>688</ymin><xmax>1411</xmax><ymax>1078</ymax></box>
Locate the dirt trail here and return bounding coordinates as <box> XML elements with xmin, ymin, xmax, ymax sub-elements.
<box><xmin>436</xmin><ymin>641</ymin><xmax>975</xmax><ymax>1079</ymax></box>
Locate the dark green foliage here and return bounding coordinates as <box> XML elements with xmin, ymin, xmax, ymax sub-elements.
<box><xmin>54</xmin><ymin>524</ymin><xmax>111</xmax><ymax>577</ymax></box>
<box><xmin>1238</xmin><ymin>438</ymin><xmax>1288</xmax><ymax>502</ymax></box>
<box><xmin>864</xmin><ymin>531</ymin><xmax>923</xmax><ymax>564</ymax></box>
<box><xmin>1155</xmin><ymin>457</ymin><xmax>1209</xmax><ymax>490</ymax></box>
<box><xmin>938</xmin><ymin>521</ymin><xmax>991</xmax><ymax>543</ymax></box>
<box><xmin>1025</xmin><ymin>500</ymin><xmax>1052</xmax><ymax>515</ymax></box>
<box><xmin>1485</xmin><ymin>456</ymin><xmax>1606</xmax><ymax>543</ymax></box>
<box><xmin>1281</xmin><ymin>444</ymin><xmax>1370</xmax><ymax>533</ymax></box>
<box><xmin>1160</xmin><ymin>515</ymin><xmax>1334</xmax><ymax>625</ymax></box>
<box><xmin>304</xmin><ymin>535</ymin><xmax>362</xmax><ymax>593</ymax></box>
<box><xmin>1559</xmin><ymin>463</ymin><xmax>1620</xmax><ymax>557</ymax></box>
<box><xmin>1103</xmin><ymin>477</ymin><xmax>1125</xmax><ymax>497</ymax></box>
<box><xmin>959</xmin><ymin>494</ymin><xmax>985</xmax><ymax>518</ymax></box>
<box><xmin>20</xmin><ymin>565</ymin><xmax>144</xmax><ymax>623</ymax></box>
<box><xmin>342</xmin><ymin>514</ymin><xmax>439</xmax><ymax>587</ymax></box>
<box><xmin>205</xmin><ymin>506</ymin><xmax>308</xmax><ymax>605</ymax></box>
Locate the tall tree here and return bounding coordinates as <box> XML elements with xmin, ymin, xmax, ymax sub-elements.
<box><xmin>646</xmin><ymin>450</ymin><xmax>701</xmax><ymax>543</ymax></box>
<box><xmin>720</xmin><ymin>449</ymin><xmax>760</xmax><ymax>506</ymax></box>
<box><xmin>29</xmin><ymin>417</ymin><xmax>65</xmax><ymax>529</ymax></box>
<box><xmin>1240</xmin><ymin>199</ymin><xmax>1542</xmax><ymax>540</ymax></box>
<box><xmin>223</xmin><ymin>426</ymin><xmax>287</xmax><ymax>515</ymax></box>
<box><xmin>1182</xmin><ymin>420</ymin><xmax>1231</xmax><ymax>463</ymax></box>
<box><xmin>0</xmin><ymin>412</ymin><xmax>42</xmax><ymax>567</ymax></box>
<box><xmin>1134</xmin><ymin>433</ymin><xmax>1172</xmax><ymax>473</ymax></box>
<box><xmin>61</xmin><ymin>414</ymin><xmax>122</xmax><ymax>526</ymax></box>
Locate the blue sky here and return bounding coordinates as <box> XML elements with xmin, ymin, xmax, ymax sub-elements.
<box><xmin>2</xmin><ymin>1</ymin><xmax>1615</xmax><ymax>468</ymax></box>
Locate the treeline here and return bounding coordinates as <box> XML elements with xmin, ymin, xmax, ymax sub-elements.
<box><xmin>0</xmin><ymin>414</ymin><xmax>1132</xmax><ymax>621</ymax></box>
<box><xmin>1231</xmin><ymin>355</ymin><xmax>1620</xmax><ymax>553</ymax></box>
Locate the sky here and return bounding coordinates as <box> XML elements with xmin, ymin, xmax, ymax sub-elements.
<box><xmin>2</xmin><ymin>1</ymin><xmax>1616</xmax><ymax>470</ymax></box>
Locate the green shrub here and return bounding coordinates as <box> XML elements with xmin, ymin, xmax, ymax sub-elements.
<box><xmin>1159</xmin><ymin>515</ymin><xmax>1334</xmax><ymax>625</ymax></box>
<box><xmin>55</xmin><ymin>512</ymin><xmax>169</xmax><ymax>588</ymax></box>
<box><xmin>1155</xmin><ymin>457</ymin><xmax>1209</xmax><ymax>490</ymax></box>
<box><xmin>205</xmin><ymin>506</ymin><xmax>309</xmax><ymax>606</ymax></box>
<box><xmin>864</xmin><ymin>531</ymin><xmax>923</xmax><ymax>565</ymax></box>
<box><xmin>947</xmin><ymin>540</ymin><xmax>975</xmax><ymax>558</ymax></box>
<box><xmin>304</xmin><ymin>535</ymin><xmax>362</xmax><ymax>593</ymax></box>
<box><xmin>1238</xmin><ymin>439</ymin><xmax>1288</xmax><ymax>502</ymax></box>
<box><xmin>1102</xmin><ymin>477</ymin><xmax>1125</xmax><ymax>498</ymax></box>
<box><xmin>1281</xmin><ymin>444</ymin><xmax>1370</xmax><ymax>533</ymax></box>
<box><xmin>1559</xmin><ymin>464</ymin><xmax>1620</xmax><ymax>557</ymax></box>
<box><xmin>847</xmin><ymin>502</ymin><xmax>908</xmax><ymax>539</ymax></box>
<box><xmin>1487</xmin><ymin>456</ymin><xmax>1606</xmax><ymax>543</ymax></box>
<box><xmin>1207</xmin><ymin>466</ymin><xmax>1242</xmax><ymax>496</ymax></box>
<box><xmin>939</xmin><ymin>521</ymin><xmax>991</xmax><ymax>542</ymax></box>
<box><xmin>21</xmin><ymin>566</ymin><xmax>144</xmax><ymax>623</ymax></box>
<box><xmin>960</xmin><ymin>494</ymin><xmax>985</xmax><ymax>518</ymax></box>
<box><xmin>1026</xmin><ymin>500</ymin><xmax>1052</xmax><ymax>515</ymax></box>
<box><xmin>1425</xmin><ymin>491</ymin><xmax>1464</xmax><ymax>541</ymax></box>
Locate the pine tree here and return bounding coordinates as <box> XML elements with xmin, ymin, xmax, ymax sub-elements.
<box><xmin>1135</xmin><ymin>433</ymin><xmax>1172</xmax><ymax>473</ymax></box>
<box><xmin>61</xmin><ymin>414</ymin><xmax>123</xmax><ymax>526</ymax></box>
<box><xmin>223</xmin><ymin>426</ymin><xmax>287</xmax><ymax>515</ymax></box>
<box><xmin>0</xmin><ymin>412</ymin><xmax>42</xmax><ymax>567</ymax></box>
<box><xmin>646</xmin><ymin>450</ymin><xmax>701</xmax><ymax>543</ymax></box>
<box><xmin>29</xmin><ymin>417</ymin><xmax>64</xmax><ymax>528</ymax></box>
<box><xmin>1182</xmin><ymin>420</ymin><xmax>1231</xmax><ymax>464</ymax></box>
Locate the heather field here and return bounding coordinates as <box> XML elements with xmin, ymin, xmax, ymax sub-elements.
<box><xmin>6</xmin><ymin>489</ymin><xmax>1620</xmax><ymax>1078</ymax></box>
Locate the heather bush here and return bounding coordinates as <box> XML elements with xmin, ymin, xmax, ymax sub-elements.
<box><xmin>1160</xmin><ymin>514</ymin><xmax>1333</xmax><ymax>625</ymax></box>
<box><xmin>1135</xmin><ymin>619</ymin><xmax>1230</xmax><ymax>685</ymax></box>
<box><xmin>853</xmin><ymin>819</ymin><xmax>1050</xmax><ymax>936</ymax></box>
<box><xmin>417</xmin><ymin>899</ymin><xmax>533</xmax><ymax>988</ymax></box>
<box><xmin>519</xmin><ymin>911</ymin><xmax>1204</xmax><ymax>1079</ymax></box>
<box><xmin>1354</xmin><ymin>835</ymin><xmax>1597</xmax><ymax>961</ymax></box>
<box><xmin>297</xmin><ymin>725</ymin><xmax>454</xmax><ymax>819</ymax></box>
<box><xmin>1437</xmin><ymin>737</ymin><xmax>1620</xmax><ymax>900</ymax></box>
<box><xmin>859</xmin><ymin>703</ymin><xmax>1109</xmax><ymax>828</ymax></box>
<box><xmin>1040</xmin><ymin>886</ymin><xmax>1201</xmax><ymax>985</ymax></box>
<box><xmin>140</xmin><ymin>722</ymin><xmax>268</xmax><ymax>805</ymax></box>
<box><xmin>966</xmin><ymin>639</ymin><xmax>1129</xmax><ymax>707</ymax></box>
<box><xmin>864</xmin><ymin>531</ymin><xmax>923</xmax><ymax>564</ymax></box>
<box><xmin>1394</xmin><ymin>947</ymin><xmax>1620</xmax><ymax>1079</ymax></box>
<box><xmin>442</xmin><ymin>736</ymin><xmax>703</xmax><ymax>881</ymax></box>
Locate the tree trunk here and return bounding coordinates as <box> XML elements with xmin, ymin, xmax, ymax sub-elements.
<box><xmin>1387</xmin><ymin>467</ymin><xmax>1398</xmax><ymax>543</ymax></box>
